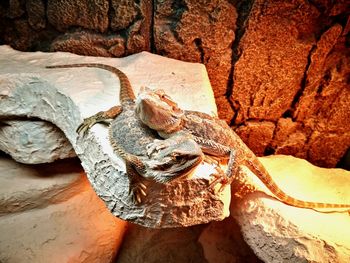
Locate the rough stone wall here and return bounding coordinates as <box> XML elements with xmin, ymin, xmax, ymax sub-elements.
<box><xmin>231</xmin><ymin>0</ymin><xmax>350</xmax><ymax>168</ymax></box>
<box><xmin>0</xmin><ymin>0</ymin><xmax>349</xmax><ymax>168</ymax></box>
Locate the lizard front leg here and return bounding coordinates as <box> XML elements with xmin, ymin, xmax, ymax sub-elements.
<box><xmin>77</xmin><ymin>105</ymin><xmax>122</xmax><ymax>135</ymax></box>
<box><xmin>187</xmin><ymin>135</ymin><xmax>237</xmax><ymax>189</ymax></box>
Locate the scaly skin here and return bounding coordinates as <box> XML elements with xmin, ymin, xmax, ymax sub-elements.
<box><xmin>135</xmin><ymin>87</ymin><xmax>350</xmax><ymax>210</ymax></box>
<box><xmin>46</xmin><ymin>64</ymin><xmax>204</xmax><ymax>203</ymax></box>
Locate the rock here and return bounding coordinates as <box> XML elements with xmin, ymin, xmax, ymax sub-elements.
<box><xmin>154</xmin><ymin>0</ymin><xmax>237</xmax><ymax>120</ymax></box>
<box><xmin>46</xmin><ymin>0</ymin><xmax>109</xmax><ymax>33</ymax></box>
<box><xmin>0</xmin><ymin>156</ymin><xmax>127</xmax><ymax>263</ymax></box>
<box><xmin>229</xmin><ymin>0</ymin><xmax>350</xmax><ymax>167</ymax></box>
<box><xmin>0</xmin><ymin>45</ymin><xmax>230</xmax><ymax>228</ymax></box>
<box><xmin>0</xmin><ymin>119</ymin><xmax>75</xmax><ymax>164</ymax></box>
<box><xmin>6</xmin><ymin>0</ymin><xmax>25</xmax><ymax>19</ymax></box>
<box><xmin>235</xmin><ymin>121</ymin><xmax>275</xmax><ymax>156</ymax></box>
<box><xmin>2</xmin><ymin>19</ymin><xmax>37</xmax><ymax>51</ymax></box>
<box><xmin>110</xmin><ymin>0</ymin><xmax>139</xmax><ymax>31</ymax></box>
<box><xmin>198</xmin><ymin>218</ymin><xmax>262</xmax><ymax>263</ymax></box>
<box><xmin>50</xmin><ymin>0</ymin><xmax>152</xmax><ymax>56</ymax></box>
<box><xmin>231</xmin><ymin>0</ymin><xmax>318</xmax><ymax>124</ymax></box>
<box><xmin>116</xmin><ymin>223</ymin><xmax>208</xmax><ymax>263</ymax></box>
<box><xmin>272</xmin><ymin>118</ymin><xmax>307</xmax><ymax>159</ymax></box>
<box><xmin>50</xmin><ymin>31</ymin><xmax>121</xmax><ymax>57</ymax></box>
<box><xmin>293</xmin><ymin>24</ymin><xmax>350</xmax><ymax>167</ymax></box>
<box><xmin>231</xmin><ymin>155</ymin><xmax>350</xmax><ymax>263</ymax></box>
<box><xmin>116</xmin><ymin>218</ymin><xmax>260</xmax><ymax>263</ymax></box>
<box><xmin>26</xmin><ymin>0</ymin><xmax>46</xmax><ymax>30</ymax></box>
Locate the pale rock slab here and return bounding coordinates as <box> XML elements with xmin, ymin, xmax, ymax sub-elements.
<box><xmin>0</xmin><ymin>45</ymin><xmax>230</xmax><ymax>227</ymax></box>
<box><xmin>231</xmin><ymin>155</ymin><xmax>350</xmax><ymax>263</ymax></box>
<box><xmin>0</xmin><ymin>119</ymin><xmax>75</xmax><ymax>164</ymax></box>
<box><xmin>0</xmin><ymin>156</ymin><xmax>127</xmax><ymax>263</ymax></box>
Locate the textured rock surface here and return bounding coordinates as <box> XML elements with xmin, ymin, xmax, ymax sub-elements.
<box><xmin>0</xmin><ymin>0</ymin><xmax>348</xmax><ymax>168</ymax></box>
<box><xmin>46</xmin><ymin>0</ymin><xmax>109</xmax><ymax>33</ymax></box>
<box><xmin>0</xmin><ymin>119</ymin><xmax>75</xmax><ymax>164</ymax></box>
<box><xmin>116</xmin><ymin>218</ymin><xmax>261</xmax><ymax>263</ymax></box>
<box><xmin>115</xmin><ymin>156</ymin><xmax>350</xmax><ymax>263</ymax></box>
<box><xmin>0</xmin><ymin>45</ymin><xmax>229</xmax><ymax>228</ymax></box>
<box><xmin>26</xmin><ymin>0</ymin><xmax>46</xmax><ymax>30</ymax></box>
<box><xmin>0</xmin><ymin>155</ymin><xmax>127</xmax><ymax>263</ymax></box>
<box><xmin>231</xmin><ymin>155</ymin><xmax>350</xmax><ymax>263</ymax></box>
<box><xmin>230</xmin><ymin>0</ymin><xmax>350</xmax><ymax>167</ymax></box>
<box><xmin>50</xmin><ymin>31</ymin><xmax>125</xmax><ymax>57</ymax></box>
<box><xmin>154</xmin><ymin>0</ymin><xmax>237</xmax><ymax>119</ymax></box>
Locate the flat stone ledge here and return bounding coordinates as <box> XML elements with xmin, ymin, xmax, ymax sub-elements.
<box><xmin>0</xmin><ymin>45</ymin><xmax>230</xmax><ymax>228</ymax></box>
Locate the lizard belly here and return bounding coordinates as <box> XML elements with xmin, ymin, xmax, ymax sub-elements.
<box><xmin>109</xmin><ymin>105</ymin><xmax>159</xmax><ymax>156</ymax></box>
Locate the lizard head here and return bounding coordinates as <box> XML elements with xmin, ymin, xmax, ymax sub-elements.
<box><xmin>136</xmin><ymin>87</ymin><xmax>184</xmax><ymax>134</ymax></box>
<box><xmin>143</xmin><ymin>137</ymin><xmax>204</xmax><ymax>183</ymax></box>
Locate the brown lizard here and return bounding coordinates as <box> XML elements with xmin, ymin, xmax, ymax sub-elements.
<box><xmin>46</xmin><ymin>64</ymin><xmax>204</xmax><ymax>203</ymax></box>
<box><xmin>135</xmin><ymin>87</ymin><xmax>350</xmax><ymax>210</ymax></box>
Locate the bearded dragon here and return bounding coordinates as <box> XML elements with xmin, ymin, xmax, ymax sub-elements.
<box><xmin>46</xmin><ymin>64</ymin><xmax>204</xmax><ymax>203</ymax></box>
<box><xmin>135</xmin><ymin>87</ymin><xmax>350</xmax><ymax>210</ymax></box>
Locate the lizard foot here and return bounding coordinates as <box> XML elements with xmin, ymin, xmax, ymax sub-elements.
<box><xmin>130</xmin><ymin>182</ymin><xmax>147</xmax><ymax>204</ymax></box>
<box><xmin>76</xmin><ymin>112</ymin><xmax>109</xmax><ymax>136</ymax></box>
<box><xmin>209</xmin><ymin>166</ymin><xmax>230</xmax><ymax>193</ymax></box>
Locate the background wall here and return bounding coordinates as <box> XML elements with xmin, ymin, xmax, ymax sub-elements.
<box><xmin>0</xmin><ymin>0</ymin><xmax>349</xmax><ymax>168</ymax></box>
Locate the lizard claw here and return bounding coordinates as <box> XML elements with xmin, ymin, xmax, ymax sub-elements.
<box><xmin>77</xmin><ymin>116</ymin><xmax>98</xmax><ymax>136</ymax></box>
<box><xmin>76</xmin><ymin>112</ymin><xmax>109</xmax><ymax>136</ymax></box>
<box><xmin>209</xmin><ymin>166</ymin><xmax>230</xmax><ymax>193</ymax></box>
<box><xmin>130</xmin><ymin>182</ymin><xmax>147</xmax><ymax>204</ymax></box>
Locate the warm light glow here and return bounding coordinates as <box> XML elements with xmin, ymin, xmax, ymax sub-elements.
<box><xmin>235</xmin><ymin>155</ymin><xmax>350</xmax><ymax>247</ymax></box>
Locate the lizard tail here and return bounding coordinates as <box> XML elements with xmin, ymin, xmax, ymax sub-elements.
<box><xmin>245</xmin><ymin>155</ymin><xmax>350</xmax><ymax>210</ymax></box>
<box><xmin>46</xmin><ymin>63</ymin><xmax>135</xmax><ymax>103</ymax></box>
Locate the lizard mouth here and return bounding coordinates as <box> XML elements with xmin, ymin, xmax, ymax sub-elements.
<box><xmin>150</xmin><ymin>155</ymin><xmax>202</xmax><ymax>183</ymax></box>
<box><xmin>145</xmin><ymin>153</ymin><xmax>203</xmax><ymax>184</ymax></box>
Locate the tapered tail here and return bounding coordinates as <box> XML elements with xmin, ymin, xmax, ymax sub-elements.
<box><xmin>245</xmin><ymin>155</ymin><xmax>350</xmax><ymax>209</ymax></box>
<box><xmin>46</xmin><ymin>63</ymin><xmax>135</xmax><ymax>103</ymax></box>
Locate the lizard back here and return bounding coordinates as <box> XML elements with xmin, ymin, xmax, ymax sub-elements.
<box><xmin>109</xmin><ymin>102</ymin><xmax>159</xmax><ymax>156</ymax></box>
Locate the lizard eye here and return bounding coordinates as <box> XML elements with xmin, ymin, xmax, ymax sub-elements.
<box><xmin>172</xmin><ymin>153</ymin><xmax>181</xmax><ymax>160</ymax></box>
<box><xmin>175</xmin><ymin>155</ymin><xmax>183</xmax><ymax>161</ymax></box>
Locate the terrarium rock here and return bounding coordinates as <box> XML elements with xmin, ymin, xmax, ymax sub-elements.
<box><xmin>231</xmin><ymin>155</ymin><xmax>350</xmax><ymax>263</ymax></box>
<box><xmin>0</xmin><ymin>156</ymin><xmax>127</xmax><ymax>263</ymax></box>
<box><xmin>0</xmin><ymin>45</ymin><xmax>230</xmax><ymax>228</ymax></box>
<box><xmin>0</xmin><ymin>119</ymin><xmax>75</xmax><ymax>164</ymax></box>
<box><xmin>46</xmin><ymin>0</ymin><xmax>109</xmax><ymax>33</ymax></box>
<box><xmin>116</xmin><ymin>218</ymin><xmax>261</xmax><ymax>263</ymax></box>
<box><xmin>116</xmin><ymin>156</ymin><xmax>350</xmax><ymax>263</ymax></box>
<box><xmin>231</xmin><ymin>0</ymin><xmax>350</xmax><ymax>167</ymax></box>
